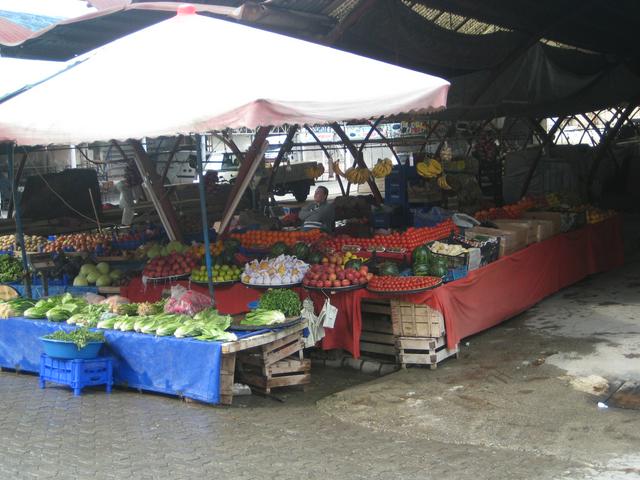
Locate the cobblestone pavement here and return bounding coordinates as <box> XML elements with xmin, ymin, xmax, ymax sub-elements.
<box><xmin>0</xmin><ymin>365</ymin><xmax>579</xmax><ymax>480</ymax></box>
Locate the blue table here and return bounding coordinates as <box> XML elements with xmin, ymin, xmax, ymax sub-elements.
<box><xmin>0</xmin><ymin>317</ymin><xmax>230</xmax><ymax>404</ymax></box>
<box><xmin>0</xmin><ymin>317</ymin><xmax>306</xmax><ymax>405</ymax></box>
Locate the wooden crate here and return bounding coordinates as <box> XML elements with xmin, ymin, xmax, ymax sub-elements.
<box><xmin>396</xmin><ymin>336</ymin><xmax>459</xmax><ymax>369</ymax></box>
<box><xmin>390</xmin><ymin>301</ymin><xmax>444</xmax><ymax>338</ymax></box>
<box><xmin>237</xmin><ymin>331</ymin><xmax>310</xmax><ymax>394</ymax></box>
<box><xmin>360</xmin><ymin>298</ymin><xmax>396</xmax><ymax>356</ymax></box>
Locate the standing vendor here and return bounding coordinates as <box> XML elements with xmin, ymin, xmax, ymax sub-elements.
<box><xmin>299</xmin><ymin>186</ymin><xmax>335</xmax><ymax>232</ymax></box>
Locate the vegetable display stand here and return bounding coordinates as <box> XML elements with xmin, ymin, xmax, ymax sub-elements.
<box><xmin>39</xmin><ymin>354</ymin><xmax>113</xmax><ymax>396</ymax></box>
<box><xmin>237</xmin><ymin>330</ymin><xmax>310</xmax><ymax>394</ymax></box>
<box><xmin>395</xmin><ymin>336</ymin><xmax>458</xmax><ymax>369</ymax></box>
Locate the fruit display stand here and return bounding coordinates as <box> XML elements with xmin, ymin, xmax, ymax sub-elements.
<box><xmin>315</xmin><ymin>216</ymin><xmax>623</xmax><ymax>360</ymax></box>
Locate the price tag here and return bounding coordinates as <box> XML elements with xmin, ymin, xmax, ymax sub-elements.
<box><xmin>323</xmin><ymin>299</ymin><xmax>338</xmax><ymax>329</ymax></box>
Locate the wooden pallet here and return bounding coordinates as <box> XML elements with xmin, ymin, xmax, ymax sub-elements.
<box><xmin>396</xmin><ymin>336</ymin><xmax>458</xmax><ymax>369</ymax></box>
<box><xmin>237</xmin><ymin>331</ymin><xmax>310</xmax><ymax>394</ymax></box>
<box><xmin>360</xmin><ymin>298</ymin><xmax>396</xmax><ymax>356</ymax></box>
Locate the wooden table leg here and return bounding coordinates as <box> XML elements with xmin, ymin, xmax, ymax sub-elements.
<box><xmin>219</xmin><ymin>353</ymin><xmax>236</xmax><ymax>405</ymax></box>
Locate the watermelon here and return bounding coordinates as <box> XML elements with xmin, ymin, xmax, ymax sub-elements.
<box><xmin>307</xmin><ymin>251</ymin><xmax>323</xmax><ymax>264</ymax></box>
<box><xmin>413</xmin><ymin>264</ymin><xmax>430</xmax><ymax>276</ymax></box>
<box><xmin>293</xmin><ymin>242</ymin><xmax>310</xmax><ymax>261</ymax></box>
<box><xmin>378</xmin><ymin>261</ymin><xmax>400</xmax><ymax>276</ymax></box>
<box><xmin>270</xmin><ymin>241</ymin><xmax>288</xmax><ymax>257</ymax></box>
<box><xmin>224</xmin><ymin>238</ymin><xmax>241</xmax><ymax>254</ymax></box>
<box><xmin>345</xmin><ymin>259</ymin><xmax>363</xmax><ymax>270</ymax></box>
<box><xmin>412</xmin><ymin>245</ymin><xmax>430</xmax><ymax>266</ymax></box>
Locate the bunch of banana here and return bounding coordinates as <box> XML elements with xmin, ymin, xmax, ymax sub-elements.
<box><xmin>416</xmin><ymin>159</ymin><xmax>443</xmax><ymax>179</ymax></box>
<box><xmin>345</xmin><ymin>167</ymin><xmax>370</xmax><ymax>185</ymax></box>
<box><xmin>440</xmin><ymin>142</ymin><xmax>453</xmax><ymax>162</ymax></box>
<box><xmin>332</xmin><ymin>161</ymin><xmax>346</xmax><ymax>178</ymax></box>
<box><xmin>305</xmin><ymin>163</ymin><xmax>325</xmax><ymax>179</ymax></box>
<box><xmin>437</xmin><ymin>174</ymin><xmax>453</xmax><ymax>190</ymax></box>
<box><xmin>372</xmin><ymin>158</ymin><xmax>393</xmax><ymax>178</ymax></box>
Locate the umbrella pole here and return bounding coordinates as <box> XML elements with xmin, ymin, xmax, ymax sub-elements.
<box><xmin>196</xmin><ymin>134</ymin><xmax>215</xmax><ymax>300</ymax></box>
<box><xmin>8</xmin><ymin>144</ymin><xmax>32</xmax><ymax>298</ymax></box>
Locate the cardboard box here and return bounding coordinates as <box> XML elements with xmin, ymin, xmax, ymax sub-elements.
<box><xmin>530</xmin><ymin>219</ymin><xmax>555</xmax><ymax>241</ymax></box>
<box><xmin>522</xmin><ymin>211</ymin><xmax>562</xmax><ymax>235</ymax></box>
<box><xmin>465</xmin><ymin>226</ymin><xmax>526</xmax><ymax>257</ymax></box>
<box><xmin>493</xmin><ymin>220</ymin><xmax>535</xmax><ymax>245</ymax></box>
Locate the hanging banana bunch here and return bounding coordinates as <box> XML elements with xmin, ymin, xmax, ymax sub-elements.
<box><xmin>345</xmin><ymin>167</ymin><xmax>370</xmax><ymax>185</ymax></box>
<box><xmin>371</xmin><ymin>158</ymin><xmax>393</xmax><ymax>178</ymax></box>
<box><xmin>332</xmin><ymin>160</ymin><xmax>346</xmax><ymax>179</ymax></box>
<box><xmin>305</xmin><ymin>163</ymin><xmax>325</xmax><ymax>179</ymax></box>
<box><xmin>440</xmin><ymin>141</ymin><xmax>453</xmax><ymax>162</ymax></box>
<box><xmin>416</xmin><ymin>158</ymin><xmax>442</xmax><ymax>179</ymax></box>
<box><xmin>437</xmin><ymin>174</ymin><xmax>453</xmax><ymax>190</ymax></box>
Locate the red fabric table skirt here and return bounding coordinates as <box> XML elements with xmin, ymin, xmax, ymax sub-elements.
<box><xmin>301</xmin><ymin>216</ymin><xmax>624</xmax><ymax>358</ymax></box>
<box><xmin>121</xmin><ymin>280</ymin><xmax>263</xmax><ymax>315</ymax></box>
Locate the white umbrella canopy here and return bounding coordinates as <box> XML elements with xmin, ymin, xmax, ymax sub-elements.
<box><xmin>0</xmin><ymin>6</ymin><xmax>449</xmax><ymax>146</ymax></box>
<box><xmin>0</xmin><ymin>58</ymin><xmax>66</xmax><ymax>99</ymax></box>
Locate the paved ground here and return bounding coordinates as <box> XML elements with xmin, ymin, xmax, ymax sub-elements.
<box><xmin>0</xmin><ymin>217</ymin><xmax>638</xmax><ymax>479</ymax></box>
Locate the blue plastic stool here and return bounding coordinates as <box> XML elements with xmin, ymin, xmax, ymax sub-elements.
<box><xmin>39</xmin><ymin>354</ymin><xmax>113</xmax><ymax>396</ymax></box>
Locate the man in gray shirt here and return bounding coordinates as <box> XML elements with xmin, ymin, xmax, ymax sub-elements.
<box><xmin>299</xmin><ymin>186</ymin><xmax>335</xmax><ymax>232</ymax></box>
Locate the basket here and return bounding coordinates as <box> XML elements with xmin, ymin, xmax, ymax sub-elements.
<box><xmin>40</xmin><ymin>338</ymin><xmax>104</xmax><ymax>359</ymax></box>
<box><xmin>390</xmin><ymin>301</ymin><xmax>445</xmax><ymax>338</ymax></box>
<box><xmin>450</xmin><ymin>235</ymin><xmax>500</xmax><ymax>266</ymax></box>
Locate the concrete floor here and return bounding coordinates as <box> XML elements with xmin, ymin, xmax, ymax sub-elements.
<box><xmin>0</xmin><ymin>217</ymin><xmax>639</xmax><ymax>479</ymax></box>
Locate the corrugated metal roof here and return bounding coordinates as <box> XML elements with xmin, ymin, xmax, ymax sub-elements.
<box><xmin>402</xmin><ymin>1</ymin><xmax>510</xmax><ymax>35</ymax></box>
<box><xmin>0</xmin><ymin>17</ymin><xmax>32</xmax><ymax>44</ymax></box>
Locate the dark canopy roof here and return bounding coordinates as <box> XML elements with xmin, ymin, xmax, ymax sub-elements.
<box><xmin>2</xmin><ymin>0</ymin><xmax>640</xmax><ymax>120</ymax></box>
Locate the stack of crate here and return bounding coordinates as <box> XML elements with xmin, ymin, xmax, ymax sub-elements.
<box><xmin>237</xmin><ymin>329</ymin><xmax>310</xmax><ymax>394</ymax></box>
<box><xmin>360</xmin><ymin>298</ymin><xmax>458</xmax><ymax>369</ymax></box>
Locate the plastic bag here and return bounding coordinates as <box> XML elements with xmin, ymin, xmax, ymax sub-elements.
<box><xmin>164</xmin><ymin>286</ymin><xmax>212</xmax><ymax>316</ymax></box>
<box><xmin>84</xmin><ymin>293</ymin><xmax>106</xmax><ymax>305</ymax></box>
<box><xmin>100</xmin><ymin>295</ymin><xmax>130</xmax><ymax>313</ymax></box>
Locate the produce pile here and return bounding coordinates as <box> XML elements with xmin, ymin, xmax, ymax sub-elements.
<box><xmin>0</xmin><ymin>254</ymin><xmax>24</xmax><ymax>282</ymax></box>
<box><xmin>96</xmin><ymin>308</ymin><xmax>236</xmax><ymax>341</ymax></box>
<box><xmin>474</xmin><ymin>198</ymin><xmax>535</xmax><ymax>221</ymax></box>
<box><xmin>143</xmin><ymin>251</ymin><xmax>200</xmax><ymax>279</ymax></box>
<box><xmin>0</xmin><ymin>298</ymin><xmax>36</xmax><ymax>318</ymax></box>
<box><xmin>241</xmin><ymin>309</ymin><xmax>288</xmax><ymax>326</ymax></box>
<box><xmin>0</xmin><ymin>234</ymin><xmax>47</xmax><ymax>253</ymax></box>
<box><xmin>303</xmin><ymin>263</ymin><xmax>371</xmax><ymax>289</ymax></box>
<box><xmin>241</xmin><ymin>255</ymin><xmax>309</xmax><ymax>286</ymax></box>
<box><xmin>73</xmin><ymin>262</ymin><xmax>123</xmax><ymax>287</ymax></box>
<box><xmin>230</xmin><ymin>229</ymin><xmax>323</xmax><ymax>249</ymax></box>
<box><xmin>320</xmin><ymin>220</ymin><xmax>457</xmax><ymax>253</ymax></box>
<box><xmin>24</xmin><ymin>294</ymin><xmax>88</xmax><ymax>322</ymax></box>
<box><xmin>43</xmin><ymin>233</ymin><xmax>112</xmax><ymax>254</ymax></box>
<box><xmin>257</xmin><ymin>289</ymin><xmax>302</xmax><ymax>318</ymax></box>
<box><xmin>367</xmin><ymin>275</ymin><xmax>441</xmax><ymax>292</ymax></box>
<box><xmin>586</xmin><ymin>207</ymin><xmax>616</xmax><ymax>224</ymax></box>
<box><xmin>190</xmin><ymin>264</ymin><xmax>241</xmax><ymax>283</ymax></box>
<box><xmin>43</xmin><ymin>326</ymin><xmax>104</xmax><ymax>349</ymax></box>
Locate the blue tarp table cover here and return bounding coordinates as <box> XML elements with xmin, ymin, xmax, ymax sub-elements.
<box><xmin>0</xmin><ymin>317</ymin><xmax>233</xmax><ymax>404</ymax></box>
<box><xmin>7</xmin><ymin>283</ymin><xmax>99</xmax><ymax>299</ymax></box>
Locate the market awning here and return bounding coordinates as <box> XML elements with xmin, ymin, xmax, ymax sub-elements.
<box><xmin>0</xmin><ymin>7</ymin><xmax>449</xmax><ymax>146</ymax></box>
<box><xmin>0</xmin><ymin>57</ymin><xmax>66</xmax><ymax>100</ymax></box>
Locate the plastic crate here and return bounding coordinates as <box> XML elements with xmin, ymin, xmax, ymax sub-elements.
<box><xmin>442</xmin><ymin>265</ymin><xmax>468</xmax><ymax>283</ymax></box>
<box><xmin>39</xmin><ymin>354</ymin><xmax>113</xmax><ymax>396</ymax></box>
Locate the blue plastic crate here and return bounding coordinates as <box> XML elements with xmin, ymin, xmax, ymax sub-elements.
<box><xmin>39</xmin><ymin>354</ymin><xmax>113</xmax><ymax>396</ymax></box>
<box><xmin>442</xmin><ymin>265</ymin><xmax>468</xmax><ymax>283</ymax></box>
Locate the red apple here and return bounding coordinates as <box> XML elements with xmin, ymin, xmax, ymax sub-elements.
<box><xmin>333</xmin><ymin>280</ymin><xmax>342</xmax><ymax>288</ymax></box>
<box><xmin>324</xmin><ymin>280</ymin><xmax>332</xmax><ymax>288</ymax></box>
<box><xmin>341</xmin><ymin>279</ymin><xmax>350</xmax><ymax>287</ymax></box>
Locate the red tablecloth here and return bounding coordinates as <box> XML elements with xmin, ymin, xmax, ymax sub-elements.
<box><xmin>121</xmin><ymin>280</ymin><xmax>262</xmax><ymax>315</ymax></box>
<box><xmin>305</xmin><ymin>216</ymin><xmax>624</xmax><ymax>358</ymax></box>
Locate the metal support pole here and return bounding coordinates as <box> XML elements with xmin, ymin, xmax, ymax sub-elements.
<box><xmin>196</xmin><ymin>134</ymin><xmax>215</xmax><ymax>300</ymax></box>
<box><xmin>8</xmin><ymin>144</ymin><xmax>32</xmax><ymax>298</ymax></box>
<box><xmin>304</xmin><ymin>125</ymin><xmax>345</xmax><ymax>196</ymax></box>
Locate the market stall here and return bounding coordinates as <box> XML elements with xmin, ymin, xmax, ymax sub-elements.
<box><xmin>310</xmin><ymin>215</ymin><xmax>623</xmax><ymax>358</ymax></box>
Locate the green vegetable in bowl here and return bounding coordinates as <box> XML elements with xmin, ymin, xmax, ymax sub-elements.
<box><xmin>43</xmin><ymin>327</ymin><xmax>104</xmax><ymax>349</ymax></box>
